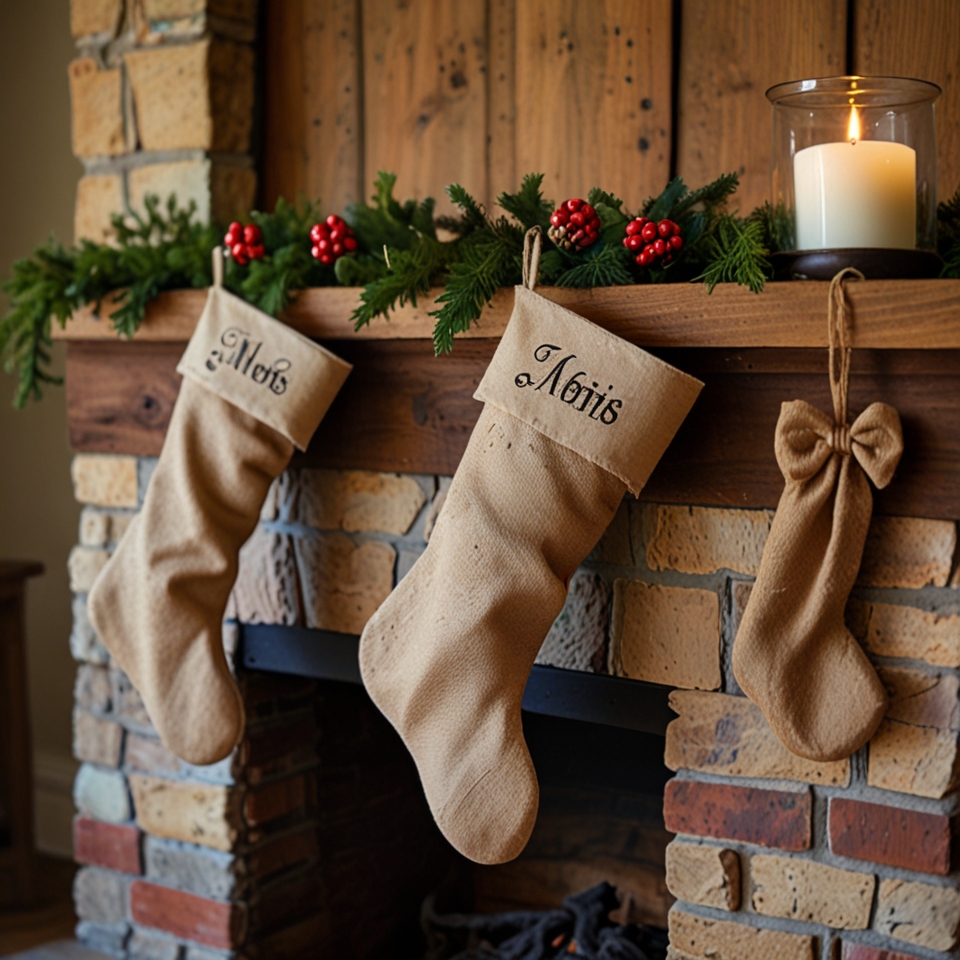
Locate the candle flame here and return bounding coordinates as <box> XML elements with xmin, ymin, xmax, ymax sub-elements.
<box><xmin>847</xmin><ymin>105</ymin><xmax>861</xmax><ymax>144</ymax></box>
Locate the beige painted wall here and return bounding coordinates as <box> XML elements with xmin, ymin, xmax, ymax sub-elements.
<box><xmin>0</xmin><ymin>0</ymin><xmax>82</xmax><ymax>853</ymax></box>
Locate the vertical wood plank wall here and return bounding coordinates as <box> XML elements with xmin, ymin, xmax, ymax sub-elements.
<box><xmin>262</xmin><ymin>0</ymin><xmax>959</xmax><ymax>216</ymax></box>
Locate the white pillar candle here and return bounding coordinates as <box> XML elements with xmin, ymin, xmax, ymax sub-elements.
<box><xmin>793</xmin><ymin>112</ymin><xmax>916</xmax><ymax>250</ymax></box>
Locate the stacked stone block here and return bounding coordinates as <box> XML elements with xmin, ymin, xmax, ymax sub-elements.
<box><xmin>68</xmin><ymin>0</ymin><xmax>257</xmax><ymax>244</ymax></box>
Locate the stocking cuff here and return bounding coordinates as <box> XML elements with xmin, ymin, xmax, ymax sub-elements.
<box><xmin>475</xmin><ymin>285</ymin><xmax>703</xmax><ymax>494</ymax></box>
<box><xmin>177</xmin><ymin>286</ymin><xmax>352</xmax><ymax>450</ymax></box>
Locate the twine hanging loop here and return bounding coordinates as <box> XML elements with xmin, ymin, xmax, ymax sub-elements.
<box><xmin>827</xmin><ymin>267</ymin><xmax>863</xmax><ymax>428</ymax></box>
<box><xmin>522</xmin><ymin>227</ymin><xmax>542</xmax><ymax>291</ymax></box>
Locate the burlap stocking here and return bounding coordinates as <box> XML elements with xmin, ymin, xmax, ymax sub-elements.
<box><xmin>360</xmin><ymin>230</ymin><xmax>703</xmax><ymax>864</ymax></box>
<box><xmin>89</xmin><ymin>256</ymin><xmax>351</xmax><ymax>764</ymax></box>
<box><xmin>732</xmin><ymin>269</ymin><xmax>903</xmax><ymax>762</ymax></box>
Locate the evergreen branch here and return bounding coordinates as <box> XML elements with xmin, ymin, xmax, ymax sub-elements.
<box><xmin>697</xmin><ymin>216</ymin><xmax>772</xmax><ymax>293</ymax></box>
<box><xmin>554</xmin><ymin>245</ymin><xmax>634</xmax><ymax>288</ymax></box>
<box><xmin>672</xmin><ymin>172</ymin><xmax>740</xmax><ymax>218</ymax></box>
<box><xmin>446</xmin><ymin>183</ymin><xmax>489</xmax><ymax>232</ymax></box>
<box><xmin>497</xmin><ymin>173</ymin><xmax>553</xmax><ymax>231</ymax></box>
<box><xmin>430</xmin><ymin>237</ymin><xmax>520</xmax><ymax>354</ymax></box>
<box><xmin>747</xmin><ymin>201</ymin><xmax>794</xmax><ymax>253</ymax></box>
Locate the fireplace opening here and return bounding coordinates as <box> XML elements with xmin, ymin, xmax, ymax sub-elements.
<box><xmin>291</xmin><ymin>671</ymin><xmax>673</xmax><ymax>959</ymax></box>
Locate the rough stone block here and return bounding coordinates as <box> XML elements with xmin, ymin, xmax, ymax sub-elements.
<box><xmin>68</xmin><ymin>546</ymin><xmax>110</xmax><ymax>594</ymax></box>
<box><xmin>646</xmin><ymin>505</ymin><xmax>773</xmax><ymax>576</ymax></box>
<box><xmin>858</xmin><ymin>516</ymin><xmax>956</xmax><ymax>588</ymax></box>
<box><xmin>296</xmin><ymin>468</ymin><xmax>427</xmax><ymax>534</ymax></box>
<box><xmin>79</xmin><ymin>508</ymin><xmax>110</xmax><ymax>547</ymax></box>
<box><xmin>110</xmin><ymin>512</ymin><xmax>136</xmax><ymax>544</ymax></box>
<box><xmin>124</xmin><ymin>732</ymin><xmax>183</xmax><ymax>776</ymax></box>
<box><xmin>829</xmin><ymin>797</ymin><xmax>954</xmax><ymax>875</ymax></box>
<box><xmin>71</xmin><ymin>594</ymin><xmax>109</xmax><ymax>664</ymax></box>
<box><xmin>74</xmin><ymin>710</ymin><xmax>124</xmax><ymax>767</ymax></box>
<box><xmin>127</xmin><ymin>929</ymin><xmax>182</xmax><ymax>960</ymax></box>
<box><xmin>143</xmin><ymin>0</ymin><xmax>258</xmax><ymax>20</ymax></box>
<box><xmin>74</xmin><ymin>866</ymin><xmax>130</xmax><ymax>924</ymax></box>
<box><xmin>129</xmin><ymin>158</ymin><xmax>212</xmax><ymax>223</ymax></box>
<box><xmin>536</xmin><ymin>571</ymin><xmax>611</xmax><ymax>673</ymax></box>
<box><xmin>423</xmin><ymin>476</ymin><xmax>452</xmax><ymax>542</ymax></box>
<box><xmin>69</xmin><ymin>59</ymin><xmax>124</xmax><ymax>158</ymax></box>
<box><xmin>209</xmin><ymin>163</ymin><xmax>257</xmax><ymax>224</ymax></box>
<box><xmin>70</xmin><ymin>0</ymin><xmax>123</xmax><ymax>36</ymax></box>
<box><xmin>72</xmin><ymin>455</ymin><xmax>139</xmax><ymax>508</ymax></box>
<box><xmin>75</xmin><ymin>663</ymin><xmax>112</xmax><ymax>713</ymax></box>
<box><xmin>665</xmin><ymin>841</ymin><xmax>740</xmax><ymax>910</ymax></box>
<box><xmin>111</xmin><ymin>669</ymin><xmax>154</xmax><ymax>729</ymax></box>
<box><xmin>867</xmin><ymin>719</ymin><xmax>960</xmax><ymax>799</ymax></box>
<box><xmin>75</xmin><ymin>174</ymin><xmax>124</xmax><ymax>244</ymax></box>
<box><xmin>125</xmin><ymin>39</ymin><xmax>253</xmax><ymax>152</ymax></box>
<box><xmin>611</xmin><ymin>581</ymin><xmax>720</xmax><ymax>689</ymax></box>
<box><xmin>665</xmin><ymin>690</ymin><xmax>850</xmax><ymax>786</ymax></box>
<box><xmin>854</xmin><ymin>601</ymin><xmax>960</xmax><ymax>668</ymax></box>
<box><xmin>230</xmin><ymin>528</ymin><xmax>301</xmax><ymax>625</ymax></box>
<box><xmin>668</xmin><ymin>908</ymin><xmax>815</xmax><ymax>960</ymax></box>
<box><xmin>130</xmin><ymin>775</ymin><xmax>238</xmax><ymax>852</ymax></box>
<box><xmin>664</xmin><ymin>779</ymin><xmax>811</xmax><ymax>850</ymax></box>
<box><xmin>875</xmin><ymin>878</ymin><xmax>960</xmax><ymax>951</ymax></box>
<box><xmin>76</xmin><ymin>920</ymin><xmax>130</xmax><ymax>955</ymax></box>
<box><xmin>295</xmin><ymin>534</ymin><xmax>395</xmax><ymax>635</ymax></box>
<box><xmin>74</xmin><ymin>764</ymin><xmax>131</xmax><ymax>823</ymax></box>
<box><xmin>878</xmin><ymin>665</ymin><xmax>960</xmax><ymax>730</ymax></box>
<box><xmin>131</xmin><ymin>880</ymin><xmax>246</xmax><ymax>949</ymax></box>
<box><xmin>750</xmin><ymin>854</ymin><xmax>874</xmax><ymax>929</ymax></box>
<box><xmin>729</xmin><ymin>579</ymin><xmax>753</xmax><ymax>633</ymax></box>
<box><xmin>74</xmin><ymin>816</ymin><xmax>142</xmax><ymax>875</ymax></box>
<box><xmin>144</xmin><ymin>836</ymin><xmax>239</xmax><ymax>900</ymax></box>
<box><xmin>396</xmin><ymin>549</ymin><xmax>420</xmax><ymax>582</ymax></box>
<box><xmin>243</xmin><ymin>774</ymin><xmax>308</xmax><ymax>826</ymax></box>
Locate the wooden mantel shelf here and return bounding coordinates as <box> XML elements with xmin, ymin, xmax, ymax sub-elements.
<box><xmin>54</xmin><ymin>279</ymin><xmax>960</xmax><ymax>349</ymax></box>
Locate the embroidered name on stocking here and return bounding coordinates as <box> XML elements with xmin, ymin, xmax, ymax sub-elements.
<box><xmin>205</xmin><ymin>327</ymin><xmax>291</xmax><ymax>395</ymax></box>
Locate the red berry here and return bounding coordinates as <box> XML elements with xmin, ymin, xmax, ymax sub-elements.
<box><xmin>657</xmin><ymin>220</ymin><xmax>671</xmax><ymax>238</ymax></box>
<box><xmin>344</xmin><ymin>236</ymin><xmax>358</xmax><ymax>251</ymax></box>
<box><xmin>641</xmin><ymin>222</ymin><xmax>657</xmax><ymax>242</ymax></box>
<box><xmin>243</xmin><ymin>224</ymin><xmax>262</xmax><ymax>244</ymax></box>
<box><xmin>550</xmin><ymin>210</ymin><xmax>567</xmax><ymax>226</ymax></box>
<box><xmin>319</xmin><ymin>253</ymin><xmax>334</xmax><ymax>265</ymax></box>
<box><xmin>626</xmin><ymin>235</ymin><xmax>642</xmax><ymax>251</ymax></box>
<box><xmin>669</xmin><ymin>234</ymin><xmax>684</xmax><ymax>251</ymax></box>
<box><xmin>231</xmin><ymin>242</ymin><xmax>248</xmax><ymax>265</ymax></box>
<box><xmin>569</xmin><ymin>211</ymin><xmax>584</xmax><ymax>227</ymax></box>
<box><xmin>580</xmin><ymin>204</ymin><xmax>595</xmax><ymax>220</ymax></box>
<box><xmin>326</xmin><ymin>214</ymin><xmax>341</xmax><ymax>228</ymax></box>
<box><xmin>638</xmin><ymin>249</ymin><xmax>655</xmax><ymax>267</ymax></box>
<box><xmin>565</xmin><ymin>198</ymin><xmax>583</xmax><ymax>212</ymax></box>
<box><xmin>316</xmin><ymin>238</ymin><xmax>330</xmax><ymax>253</ymax></box>
<box><xmin>248</xmin><ymin>243</ymin><xmax>265</xmax><ymax>260</ymax></box>
<box><xmin>310</xmin><ymin>244</ymin><xmax>322</xmax><ymax>259</ymax></box>
<box><xmin>589</xmin><ymin>217</ymin><xmax>601</xmax><ymax>230</ymax></box>
<box><xmin>653</xmin><ymin>238</ymin><xmax>666</xmax><ymax>256</ymax></box>
<box><xmin>332</xmin><ymin>242</ymin><xmax>344</xmax><ymax>255</ymax></box>
<box><xmin>625</xmin><ymin>220</ymin><xmax>642</xmax><ymax>236</ymax></box>
<box><xmin>329</xmin><ymin>226</ymin><xmax>344</xmax><ymax>242</ymax></box>
<box><xmin>548</xmin><ymin>200</ymin><xmax>600</xmax><ymax>250</ymax></box>
<box><xmin>662</xmin><ymin>253</ymin><xmax>674</xmax><ymax>264</ymax></box>
<box><xmin>310</xmin><ymin>223</ymin><xmax>327</xmax><ymax>243</ymax></box>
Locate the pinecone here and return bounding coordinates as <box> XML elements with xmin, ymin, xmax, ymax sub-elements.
<box><xmin>548</xmin><ymin>199</ymin><xmax>601</xmax><ymax>251</ymax></box>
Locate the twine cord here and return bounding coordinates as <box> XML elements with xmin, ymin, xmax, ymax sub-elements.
<box><xmin>212</xmin><ymin>246</ymin><xmax>224</xmax><ymax>288</ymax></box>
<box><xmin>827</xmin><ymin>267</ymin><xmax>863</xmax><ymax>428</ymax></box>
<box><xmin>522</xmin><ymin>227</ymin><xmax>542</xmax><ymax>291</ymax></box>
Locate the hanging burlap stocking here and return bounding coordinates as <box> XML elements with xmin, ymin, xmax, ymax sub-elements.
<box><xmin>89</xmin><ymin>252</ymin><xmax>351</xmax><ymax>765</ymax></box>
<box><xmin>732</xmin><ymin>268</ymin><xmax>903</xmax><ymax>762</ymax></box>
<box><xmin>360</xmin><ymin>229</ymin><xmax>703</xmax><ymax>864</ymax></box>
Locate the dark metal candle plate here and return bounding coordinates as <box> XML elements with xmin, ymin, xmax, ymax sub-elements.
<box><xmin>771</xmin><ymin>248</ymin><xmax>943</xmax><ymax>281</ymax></box>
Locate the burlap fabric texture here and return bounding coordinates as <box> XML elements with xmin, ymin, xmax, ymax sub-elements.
<box><xmin>89</xmin><ymin>251</ymin><xmax>351</xmax><ymax>764</ymax></box>
<box><xmin>360</xmin><ymin>229</ymin><xmax>703</xmax><ymax>864</ymax></box>
<box><xmin>733</xmin><ymin>268</ymin><xmax>904</xmax><ymax>762</ymax></box>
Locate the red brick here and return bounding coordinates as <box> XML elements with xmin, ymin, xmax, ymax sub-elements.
<box><xmin>841</xmin><ymin>943</ymin><xmax>925</xmax><ymax>960</ymax></box>
<box><xmin>73</xmin><ymin>816</ymin><xmax>142</xmax><ymax>874</ymax></box>
<box><xmin>243</xmin><ymin>773</ymin><xmax>309</xmax><ymax>826</ymax></box>
<box><xmin>829</xmin><ymin>798</ymin><xmax>954</xmax><ymax>876</ymax></box>
<box><xmin>240</xmin><ymin>716</ymin><xmax>318</xmax><ymax>767</ymax></box>
<box><xmin>130</xmin><ymin>880</ymin><xmax>246</xmax><ymax>949</ymax></box>
<box><xmin>663</xmin><ymin>779</ymin><xmax>811</xmax><ymax>850</ymax></box>
<box><xmin>247</xmin><ymin>824</ymin><xmax>319</xmax><ymax>881</ymax></box>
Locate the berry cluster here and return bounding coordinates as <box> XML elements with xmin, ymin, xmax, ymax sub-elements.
<box><xmin>310</xmin><ymin>215</ymin><xmax>358</xmax><ymax>265</ymax></box>
<box><xmin>548</xmin><ymin>199</ymin><xmax>601</xmax><ymax>251</ymax></box>
<box><xmin>223</xmin><ymin>222</ymin><xmax>265</xmax><ymax>265</ymax></box>
<box><xmin>622</xmin><ymin>217</ymin><xmax>683</xmax><ymax>267</ymax></box>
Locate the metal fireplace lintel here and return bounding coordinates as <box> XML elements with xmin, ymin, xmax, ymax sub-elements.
<box><xmin>239</xmin><ymin>623</ymin><xmax>673</xmax><ymax>736</ymax></box>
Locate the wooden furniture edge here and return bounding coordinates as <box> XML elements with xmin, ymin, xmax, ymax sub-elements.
<box><xmin>52</xmin><ymin>279</ymin><xmax>960</xmax><ymax>349</ymax></box>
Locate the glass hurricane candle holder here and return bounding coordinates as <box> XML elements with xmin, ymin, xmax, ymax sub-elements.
<box><xmin>767</xmin><ymin>75</ymin><xmax>941</xmax><ymax>279</ymax></box>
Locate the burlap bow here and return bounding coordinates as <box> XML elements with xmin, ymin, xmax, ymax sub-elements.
<box><xmin>775</xmin><ymin>399</ymin><xmax>903</xmax><ymax>489</ymax></box>
<box><xmin>733</xmin><ymin>269</ymin><xmax>904</xmax><ymax>762</ymax></box>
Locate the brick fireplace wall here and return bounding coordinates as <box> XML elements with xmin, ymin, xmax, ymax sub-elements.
<box><xmin>67</xmin><ymin>451</ymin><xmax>960</xmax><ymax>958</ymax></box>
<box><xmin>68</xmin><ymin>0</ymin><xmax>257</xmax><ymax>243</ymax></box>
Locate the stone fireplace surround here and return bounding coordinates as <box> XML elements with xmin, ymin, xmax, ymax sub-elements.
<box><xmin>65</xmin><ymin>392</ymin><xmax>960</xmax><ymax>959</ymax></box>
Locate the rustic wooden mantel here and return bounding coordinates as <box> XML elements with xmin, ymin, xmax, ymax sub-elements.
<box><xmin>58</xmin><ymin>281</ymin><xmax>960</xmax><ymax>520</ymax></box>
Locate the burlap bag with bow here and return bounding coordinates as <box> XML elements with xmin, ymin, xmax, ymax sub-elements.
<box><xmin>732</xmin><ymin>268</ymin><xmax>904</xmax><ymax>762</ymax></box>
